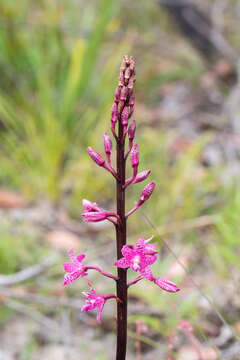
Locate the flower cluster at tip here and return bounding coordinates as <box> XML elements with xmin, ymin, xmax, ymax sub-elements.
<box><xmin>115</xmin><ymin>237</ymin><xmax>180</xmax><ymax>293</ymax></box>
<box><xmin>62</xmin><ymin>56</ymin><xmax>180</xmax><ymax>325</ymax></box>
<box><xmin>85</xmin><ymin>55</ymin><xmax>155</xmax><ymax>220</ymax></box>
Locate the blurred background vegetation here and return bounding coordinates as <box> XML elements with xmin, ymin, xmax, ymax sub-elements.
<box><xmin>0</xmin><ymin>0</ymin><xmax>240</xmax><ymax>359</ymax></box>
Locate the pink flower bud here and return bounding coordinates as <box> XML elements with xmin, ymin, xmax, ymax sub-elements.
<box><xmin>114</xmin><ymin>88</ymin><xmax>120</xmax><ymax>103</ymax></box>
<box><xmin>121</xmin><ymin>106</ymin><xmax>129</xmax><ymax>126</ymax></box>
<box><xmin>128</xmin><ymin>120</ymin><xmax>136</xmax><ymax>141</ymax></box>
<box><xmin>129</xmin><ymin>56</ymin><xmax>135</xmax><ymax>69</ymax></box>
<box><xmin>82</xmin><ymin>211</ymin><xmax>108</xmax><ymax>222</ymax></box>
<box><xmin>124</xmin><ymin>67</ymin><xmax>131</xmax><ymax>79</ymax></box>
<box><xmin>133</xmin><ymin>170</ymin><xmax>151</xmax><ymax>184</ymax></box>
<box><xmin>130</xmin><ymin>144</ymin><xmax>139</xmax><ymax>167</ymax></box>
<box><xmin>129</xmin><ymin>92</ymin><xmax>134</xmax><ymax>106</ymax></box>
<box><xmin>103</xmin><ymin>133</ymin><xmax>112</xmax><ymax>154</ymax></box>
<box><xmin>119</xmin><ymin>72</ymin><xmax>124</xmax><ymax>86</ymax></box>
<box><xmin>82</xmin><ymin>199</ymin><xmax>101</xmax><ymax>212</ymax></box>
<box><xmin>140</xmin><ymin>182</ymin><xmax>156</xmax><ymax>202</ymax></box>
<box><xmin>88</xmin><ymin>147</ymin><xmax>105</xmax><ymax>167</ymax></box>
<box><xmin>120</xmin><ymin>86</ymin><xmax>128</xmax><ymax>102</ymax></box>
<box><xmin>154</xmin><ymin>278</ymin><xmax>180</xmax><ymax>293</ymax></box>
<box><xmin>111</xmin><ymin>103</ymin><xmax>118</xmax><ymax>124</ymax></box>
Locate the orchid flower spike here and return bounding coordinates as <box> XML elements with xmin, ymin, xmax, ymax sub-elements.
<box><xmin>63</xmin><ymin>249</ymin><xmax>87</xmax><ymax>285</ymax></box>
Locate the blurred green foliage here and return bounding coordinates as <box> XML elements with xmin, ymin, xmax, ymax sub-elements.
<box><xmin>0</xmin><ymin>0</ymin><xmax>131</xmax><ymax>199</ymax></box>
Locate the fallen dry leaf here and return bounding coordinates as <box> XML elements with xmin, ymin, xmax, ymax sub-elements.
<box><xmin>0</xmin><ymin>189</ymin><xmax>25</xmax><ymax>209</ymax></box>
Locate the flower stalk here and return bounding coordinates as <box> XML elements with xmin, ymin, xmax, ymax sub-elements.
<box><xmin>62</xmin><ymin>56</ymin><xmax>180</xmax><ymax>360</ymax></box>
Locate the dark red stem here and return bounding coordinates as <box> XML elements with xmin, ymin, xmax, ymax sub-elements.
<box><xmin>115</xmin><ymin>119</ymin><xmax>128</xmax><ymax>360</ymax></box>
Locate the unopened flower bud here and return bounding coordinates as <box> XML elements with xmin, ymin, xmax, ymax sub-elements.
<box><xmin>129</xmin><ymin>92</ymin><xmax>134</xmax><ymax>106</ymax></box>
<box><xmin>114</xmin><ymin>88</ymin><xmax>120</xmax><ymax>103</ymax></box>
<box><xmin>124</xmin><ymin>67</ymin><xmax>131</xmax><ymax>79</ymax></box>
<box><xmin>111</xmin><ymin>103</ymin><xmax>118</xmax><ymax>124</ymax></box>
<box><xmin>82</xmin><ymin>199</ymin><xmax>101</xmax><ymax>212</ymax></box>
<box><xmin>133</xmin><ymin>170</ymin><xmax>151</xmax><ymax>184</ymax></box>
<box><xmin>121</xmin><ymin>106</ymin><xmax>129</xmax><ymax>126</ymax></box>
<box><xmin>129</xmin><ymin>57</ymin><xmax>135</xmax><ymax>70</ymax></box>
<box><xmin>120</xmin><ymin>86</ymin><xmax>128</xmax><ymax>102</ymax></box>
<box><xmin>128</xmin><ymin>120</ymin><xmax>136</xmax><ymax>141</ymax></box>
<box><xmin>82</xmin><ymin>211</ymin><xmax>108</xmax><ymax>222</ymax></box>
<box><xmin>103</xmin><ymin>133</ymin><xmax>112</xmax><ymax>154</ymax></box>
<box><xmin>140</xmin><ymin>182</ymin><xmax>156</xmax><ymax>202</ymax></box>
<box><xmin>130</xmin><ymin>144</ymin><xmax>139</xmax><ymax>167</ymax></box>
<box><xmin>88</xmin><ymin>147</ymin><xmax>105</xmax><ymax>167</ymax></box>
<box><xmin>154</xmin><ymin>278</ymin><xmax>180</xmax><ymax>293</ymax></box>
<box><xmin>119</xmin><ymin>72</ymin><xmax>124</xmax><ymax>86</ymax></box>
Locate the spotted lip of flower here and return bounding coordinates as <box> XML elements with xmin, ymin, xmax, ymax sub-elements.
<box><xmin>63</xmin><ymin>249</ymin><xmax>87</xmax><ymax>286</ymax></box>
<box><xmin>81</xmin><ymin>281</ymin><xmax>106</xmax><ymax>323</ymax></box>
<box><xmin>114</xmin><ymin>244</ymin><xmax>157</xmax><ymax>273</ymax></box>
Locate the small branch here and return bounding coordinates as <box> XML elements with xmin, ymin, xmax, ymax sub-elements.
<box><xmin>127</xmin><ymin>276</ymin><xmax>143</xmax><ymax>288</ymax></box>
<box><xmin>86</xmin><ymin>266</ymin><xmax>118</xmax><ymax>281</ymax></box>
<box><xmin>125</xmin><ymin>204</ymin><xmax>139</xmax><ymax>218</ymax></box>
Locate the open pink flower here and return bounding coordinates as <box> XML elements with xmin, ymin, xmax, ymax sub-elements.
<box><xmin>63</xmin><ymin>249</ymin><xmax>87</xmax><ymax>286</ymax></box>
<box><xmin>115</xmin><ymin>244</ymin><xmax>157</xmax><ymax>273</ymax></box>
<box><xmin>81</xmin><ymin>281</ymin><xmax>106</xmax><ymax>323</ymax></box>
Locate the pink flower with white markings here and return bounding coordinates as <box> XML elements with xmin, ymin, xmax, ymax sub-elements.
<box><xmin>115</xmin><ymin>244</ymin><xmax>157</xmax><ymax>273</ymax></box>
<box><xmin>81</xmin><ymin>281</ymin><xmax>119</xmax><ymax>323</ymax></box>
<box><xmin>63</xmin><ymin>249</ymin><xmax>88</xmax><ymax>286</ymax></box>
<box><xmin>81</xmin><ymin>281</ymin><xmax>106</xmax><ymax>323</ymax></box>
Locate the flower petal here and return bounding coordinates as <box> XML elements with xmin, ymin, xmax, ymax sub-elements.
<box><xmin>96</xmin><ymin>301</ymin><xmax>105</xmax><ymax>323</ymax></box>
<box><xmin>115</xmin><ymin>257</ymin><xmax>131</xmax><ymax>269</ymax></box>
<box><xmin>76</xmin><ymin>253</ymin><xmax>85</xmax><ymax>263</ymax></box>
<box><xmin>63</xmin><ymin>262</ymin><xmax>78</xmax><ymax>273</ymax></box>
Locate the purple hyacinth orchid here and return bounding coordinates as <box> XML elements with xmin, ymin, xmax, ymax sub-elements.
<box><xmin>62</xmin><ymin>56</ymin><xmax>179</xmax><ymax>360</ymax></box>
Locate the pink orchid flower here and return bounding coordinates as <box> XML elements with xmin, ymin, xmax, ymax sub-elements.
<box><xmin>115</xmin><ymin>244</ymin><xmax>157</xmax><ymax>272</ymax></box>
<box><xmin>81</xmin><ymin>281</ymin><xmax>106</xmax><ymax>323</ymax></box>
<box><xmin>63</xmin><ymin>249</ymin><xmax>88</xmax><ymax>286</ymax></box>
